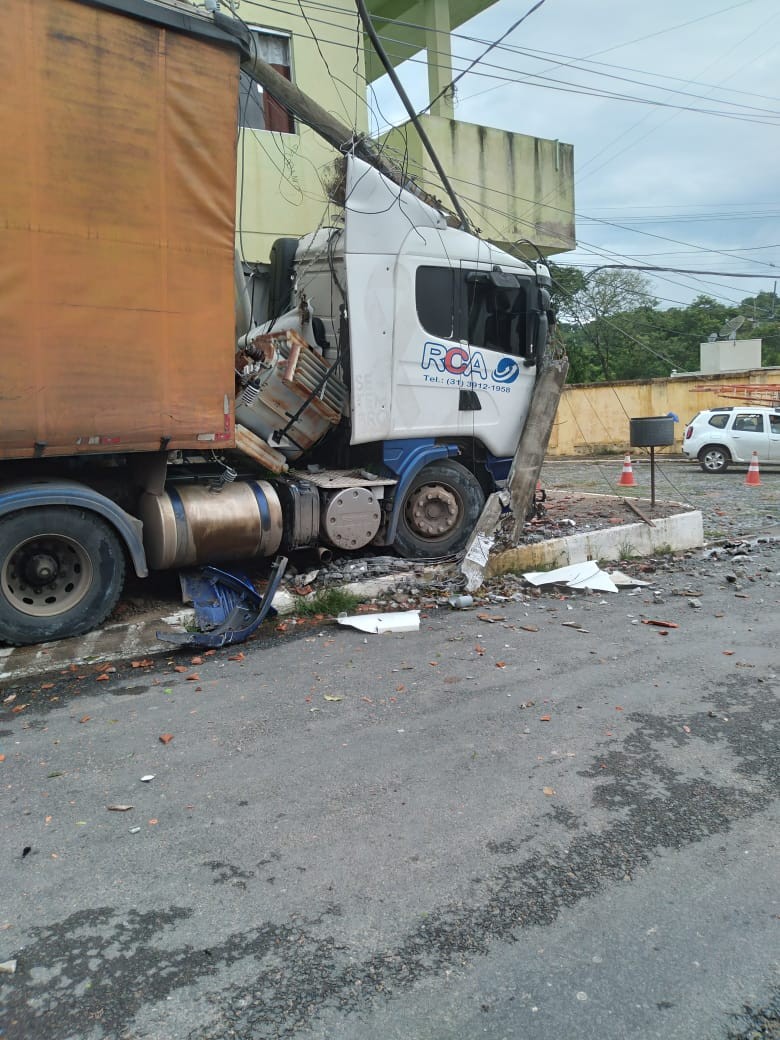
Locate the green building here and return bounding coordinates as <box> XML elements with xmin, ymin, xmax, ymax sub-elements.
<box><xmin>236</xmin><ymin>0</ymin><xmax>575</xmax><ymax>262</ymax></box>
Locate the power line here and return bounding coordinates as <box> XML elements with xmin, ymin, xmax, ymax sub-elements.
<box><xmin>276</xmin><ymin>0</ymin><xmax>780</xmax><ymax>110</ymax></box>
<box><xmin>587</xmin><ymin>264</ymin><xmax>778</xmax><ymax>279</ymax></box>
<box><xmin>241</xmin><ymin>1</ymin><xmax>780</xmax><ymax>128</ymax></box>
<box><xmin>421</xmin><ymin>0</ymin><xmax>546</xmax><ymax>116</ymax></box>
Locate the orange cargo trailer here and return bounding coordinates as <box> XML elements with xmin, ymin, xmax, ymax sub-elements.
<box><xmin>0</xmin><ymin>0</ymin><xmax>559</xmax><ymax>650</ymax></box>
<box><xmin>0</xmin><ymin>0</ymin><xmax>241</xmax><ymax>459</ymax></box>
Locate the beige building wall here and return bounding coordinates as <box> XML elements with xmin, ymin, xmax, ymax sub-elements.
<box><xmin>235</xmin><ymin>0</ymin><xmax>574</xmax><ymax>262</ymax></box>
<box><xmin>549</xmin><ymin>368</ymin><xmax>780</xmax><ymax>456</ymax></box>
<box><xmin>382</xmin><ymin>115</ymin><xmax>575</xmax><ymax>256</ymax></box>
<box><xmin>236</xmin><ymin>0</ymin><xmax>364</xmax><ymax>262</ymax></box>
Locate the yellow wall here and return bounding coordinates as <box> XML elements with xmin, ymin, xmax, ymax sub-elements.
<box><xmin>236</xmin><ymin>0</ymin><xmax>365</xmax><ymax>262</ymax></box>
<box><xmin>550</xmin><ymin>368</ymin><xmax>780</xmax><ymax>455</ymax></box>
<box><xmin>382</xmin><ymin>115</ymin><xmax>575</xmax><ymax>256</ymax></box>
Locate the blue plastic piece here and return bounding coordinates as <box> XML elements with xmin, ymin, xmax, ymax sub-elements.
<box><xmin>382</xmin><ymin>439</ymin><xmax>460</xmax><ymax>544</ymax></box>
<box><xmin>156</xmin><ymin>556</ymin><xmax>288</xmax><ymax>649</ymax></box>
<box><xmin>0</xmin><ymin>479</ymin><xmax>148</xmax><ymax>577</ymax></box>
<box><xmin>483</xmin><ymin>452</ymin><xmax>512</xmax><ymax>486</ymax></box>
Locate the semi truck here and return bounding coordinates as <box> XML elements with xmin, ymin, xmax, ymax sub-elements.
<box><xmin>0</xmin><ymin>0</ymin><xmax>555</xmax><ymax>646</ymax></box>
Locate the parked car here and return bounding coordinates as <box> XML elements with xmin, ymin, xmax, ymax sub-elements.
<box><xmin>682</xmin><ymin>406</ymin><xmax>780</xmax><ymax>472</ymax></box>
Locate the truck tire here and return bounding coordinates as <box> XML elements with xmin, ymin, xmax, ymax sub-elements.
<box><xmin>393</xmin><ymin>460</ymin><xmax>485</xmax><ymax>559</ymax></box>
<box><xmin>0</xmin><ymin>508</ymin><xmax>126</xmax><ymax>646</ymax></box>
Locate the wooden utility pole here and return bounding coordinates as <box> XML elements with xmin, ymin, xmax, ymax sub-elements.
<box><xmin>461</xmin><ymin>358</ymin><xmax>569</xmax><ymax>591</ymax></box>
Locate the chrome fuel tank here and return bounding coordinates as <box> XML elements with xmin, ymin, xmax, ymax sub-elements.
<box><xmin>141</xmin><ymin>481</ymin><xmax>283</xmax><ymax>570</ymax></box>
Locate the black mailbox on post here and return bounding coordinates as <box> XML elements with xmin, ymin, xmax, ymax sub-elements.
<box><xmin>628</xmin><ymin>415</ymin><xmax>676</xmax><ymax>506</ymax></box>
<box><xmin>630</xmin><ymin>416</ymin><xmax>675</xmax><ymax>447</ymax></box>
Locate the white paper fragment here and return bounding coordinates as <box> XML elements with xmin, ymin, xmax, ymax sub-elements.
<box><xmin>465</xmin><ymin>534</ymin><xmax>493</xmax><ymax>567</ymax></box>
<box><xmin>523</xmin><ymin>561</ymin><xmax>619</xmax><ymax>593</ymax></box>
<box><xmin>140</xmin><ymin>775</ymin><xmax>155</xmax><ymax>783</ymax></box>
<box><xmin>571</xmin><ymin>570</ymin><xmax>619</xmax><ymax>593</ymax></box>
<box><xmin>337</xmin><ymin>610</ymin><xmax>420</xmax><ymax>634</ymax></box>
<box><xmin>608</xmin><ymin>570</ymin><xmax>651</xmax><ymax>588</ymax></box>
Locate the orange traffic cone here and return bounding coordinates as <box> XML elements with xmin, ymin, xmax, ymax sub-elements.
<box><xmin>618</xmin><ymin>453</ymin><xmax>636</xmax><ymax>487</ymax></box>
<box><xmin>745</xmin><ymin>451</ymin><xmax>761</xmax><ymax>486</ymax></box>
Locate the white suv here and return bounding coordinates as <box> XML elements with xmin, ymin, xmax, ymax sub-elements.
<box><xmin>682</xmin><ymin>406</ymin><xmax>780</xmax><ymax>472</ymax></box>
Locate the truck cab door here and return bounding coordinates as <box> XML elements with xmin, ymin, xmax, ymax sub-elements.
<box><xmin>389</xmin><ymin>249</ymin><xmax>539</xmax><ymax>458</ymax></box>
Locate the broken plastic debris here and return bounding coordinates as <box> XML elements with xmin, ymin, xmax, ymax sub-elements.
<box><xmin>337</xmin><ymin>610</ymin><xmax>420</xmax><ymax>634</ymax></box>
<box><xmin>447</xmin><ymin>595</ymin><xmax>474</xmax><ymax>609</ymax></box>
<box><xmin>523</xmin><ymin>561</ymin><xmax>619</xmax><ymax>593</ymax></box>
<box><xmin>0</xmin><ymin>960</ymin><xmax>17</xmax><ymax>974</ymax></box>
<box><xmin>158</xmin><ymin>557</ymin><xmax>287</xmax><ymax>648</ymax></box>
<box><xmin>140</xmin><ymin>775</ymin><xmax>155</xmax><ymax>783</ymax></box>
<box><xmin>465</xmin><ymin>534</ymin><xmax>493</xmax><ymax>567</ymax></box>
<box><xmin>608</xmin><ymin>570</ymin><xmax>651</xmax><ymax>588</ymax></box>
<box><xmin>107</xmin><ymin>804</ymin><xmax>134</xmax><ymax>812</ymax></box>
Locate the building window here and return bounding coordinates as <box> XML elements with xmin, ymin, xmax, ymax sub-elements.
<box><xmin>239</xmin><ymin>31</ymin><xmax>295</xmax><ymax>134</ymax></box>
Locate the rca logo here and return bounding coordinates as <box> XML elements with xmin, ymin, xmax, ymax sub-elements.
<box><xmin>492</xmin><ymin>356</ymin><xmax>520</xmax><ymax>384</ymax></box>
<box><xmin>421</xmin><ymin>342</ymin><xmax>519</xmax><ymax>384</ymax></box>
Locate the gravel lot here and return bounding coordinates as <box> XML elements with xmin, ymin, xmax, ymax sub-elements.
<box><xmin>541</xmin><ymin>455</ymin><xmax>779</xmax><ymax>542</ymax></box>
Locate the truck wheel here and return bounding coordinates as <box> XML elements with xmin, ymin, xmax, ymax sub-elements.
<box><xmin>0</xmin><ymin>508</ymin><xmax>126</xmax><ymax>646</ymax></box>
<box><xmin>393</xmin><ymin>460</ymin><xmax>485</xmax><ymax>559</ymax></box>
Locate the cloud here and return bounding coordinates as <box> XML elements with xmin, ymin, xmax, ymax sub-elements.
<box><xmin>369</xmin><ymin>0</ymin><xmax>780</xmax><ymax>307</ymax></box>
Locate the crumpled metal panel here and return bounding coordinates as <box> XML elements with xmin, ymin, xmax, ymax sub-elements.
<box><xmin>157</xmin><ymin>556</ymin><xmax>287</xmax><ymax>648</ymax></box>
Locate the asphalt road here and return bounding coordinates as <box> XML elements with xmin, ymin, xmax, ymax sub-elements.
<box><xmin>1</xmin><ymin>465</ymin><xmax>779</xmax><ymax>1040</ymax></box>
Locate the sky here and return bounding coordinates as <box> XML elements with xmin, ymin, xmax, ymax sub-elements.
<box><xmin>367</xmin><ymin>0</ymin><xmax>780</xmax><ymax>317</ymax></box>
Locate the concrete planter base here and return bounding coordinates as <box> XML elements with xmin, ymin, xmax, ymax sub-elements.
<box><xmin>486</xmin><ymin>495</ymin><xmax>704</xmax><ymax>578</ymax></box>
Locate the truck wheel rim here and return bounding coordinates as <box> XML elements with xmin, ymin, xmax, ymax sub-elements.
<box><xmin>406</xmin><ymin>483</ymin><xmax>460</xmax><ymax>539</ymax></box>
<box><xmin>1</xmin><ymin>535</ymin><xmax>93</xmax><ymax>617</ymax></box>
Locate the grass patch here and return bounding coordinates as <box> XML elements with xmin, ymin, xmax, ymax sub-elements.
<box><xmin>294</xmin><ymin>587</ymin><xmax>362</xmax><ymax>617</ymax></box>
<box><xmin>652</xmin><ymin>542</ymin><xmax>675</xmax><ymax>556</ymax></box>
<box><xmin>618</xmin><ymin>539</ymin><xmax>637</xmax><ymax>561</ymax></box>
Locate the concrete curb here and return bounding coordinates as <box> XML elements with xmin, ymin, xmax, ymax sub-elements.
<box><xmin>0</xmin><ymin>500</ymin><xmax>703</xmax><ymax>686</ymax></box>
<box><xmin>486</xmin><ymin>497</ymin><xmax>704</xmax><ymax>577</ymax></box>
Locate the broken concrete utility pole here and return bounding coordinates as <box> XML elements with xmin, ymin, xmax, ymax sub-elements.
<box><xmin>461</xmin><ymin>358</ymin><xmax>569</xmax><ymax>592</ymax></box>
<box><xmin>213</xmin><ymin>12</ymin><xmax>461</xmax><ymax>227</ymax></box>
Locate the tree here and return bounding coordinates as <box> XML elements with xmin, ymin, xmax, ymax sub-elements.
<box><xmin>546</xmin><ymin>268</ymin><xmax>780</xmax><ymax>383</ymax></box>
<box><xmin>550</xmin><ymin>268</ymin><xmax>656</xmax><ymax>381</ymax></box>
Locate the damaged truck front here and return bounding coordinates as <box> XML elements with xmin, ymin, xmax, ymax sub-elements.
<box><xmin>0</xmin><ymin>0</ymin><xmax>554</xmax><ymax>646</ymax></box>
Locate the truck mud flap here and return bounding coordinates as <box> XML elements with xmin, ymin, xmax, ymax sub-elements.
<box><xmin>157</xmin><ymin>556</ymin><xmax>288</xmax><ymax>649</ymax></box>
